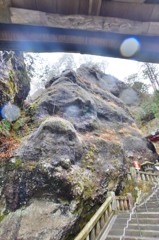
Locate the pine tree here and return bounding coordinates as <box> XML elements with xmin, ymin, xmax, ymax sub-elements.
<box><xmin>141</xmin><ymin>63</ymin><xmax>159</xmax><ymax>91</ymax></box>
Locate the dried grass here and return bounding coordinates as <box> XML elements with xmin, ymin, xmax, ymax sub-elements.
<box><xmin>0</xmin><ymin>136</ymin><xmax>20</xmax><ymax>161</ymax></box>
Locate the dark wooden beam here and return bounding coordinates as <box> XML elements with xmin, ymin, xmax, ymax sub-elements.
<box><xmin>0</xmin><ymin>23</ymin><xmax>159</xmax><ymax>64</ymax></box>
<box><xmin>11</xmin><ymin>0</ymin><xmax>37</xmax><ymax>10</ymax></box>
<box><xmin>88</xmin><ymin>0</ymin><xmax>102</xmax><ymax>16</ymax></box>
<box><xmin>96</xmin><ymin>0</ymin><xmax>102</xmax><ymax>16</ymax></box>
<box><xmin>7</xmin><ymin>7</ymin><xmax>159</xmax><ymax>36</ymax></box>
<box><xmin>88</xmin><ymin>0</ymin><xmax>93</xmax><ymax>15</ymax></box>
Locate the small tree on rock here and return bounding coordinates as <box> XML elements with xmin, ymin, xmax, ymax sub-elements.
<box><xmin>141</xmin><ymin>63</ymin><xmax>159</xmax><ymax>91</ymax></box>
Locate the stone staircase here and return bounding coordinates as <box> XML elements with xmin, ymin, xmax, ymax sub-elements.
<box><xmin>74</xmin><ymin>168</ymin><xmax>159</xmax><ymax>240</ymax></box>
<box><xmin>106</xmin><ymin>187</ymin><xmax>159</xmax><ymax>240</ymax></box>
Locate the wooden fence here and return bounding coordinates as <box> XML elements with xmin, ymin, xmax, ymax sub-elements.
<box><xmin>74</xmin><ymin>193</ymin><xmax>132</xmax><ymax>240</ymax></box>
<box><xmin>127</xmin><ymin>170</ymin><xmax>159</xmax><ymax>183</ymax></box>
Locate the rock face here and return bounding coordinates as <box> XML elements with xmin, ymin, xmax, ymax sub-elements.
<box><xmin>0</xmin><ymin>66</ymin><xmax>154</xmax><ymax>240</ymax></box>
<box><xmin>0</xmin><ymin>200</ymin><xmax>77</xmax><ymax>240</ymax></box>
<box><xmin>0</xmin><ymin>51</ymin><xmax>30</xmax><ymax>112</ymax></box>
<box><xmin>76</xmin><ymin>65</ymin><xmax>140</xmax><ymax>106</ymax></box>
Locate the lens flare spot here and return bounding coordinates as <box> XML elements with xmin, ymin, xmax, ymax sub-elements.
<box><xmin>120</xmin><ymin>37</ymin><xmax>140</xmax><ymax>58</ymax></box>
<box><xmin>1</xmin><ymin>102</ymin><xmax>21</xmax><ymax>122</ymax></box>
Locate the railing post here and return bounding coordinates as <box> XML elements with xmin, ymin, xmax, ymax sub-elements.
<box><xmin>146</xmin><ymin>174</ymin><xmax>150</xmax><ymax>181</ymax></box>
<box><xmin>123</xmin><ymin>197</ymin><xmax>128</xmax><ymax>210</ymax></box>
<box><xmin>120</xmin><ymin>199</ymin><xmax>124</xmax><ymax>210</ymax></box>
<box><xmin>107</xmin><ymin>191</ymin><xmax>116</xmax><ymax>211</ymax></box>
<box><xmin>130</xmin><ymin>167</ymin><xmax>137</xmax><ymax>181</ymax></box>
<box><xmin>142</xmin><ymin>173</ymin><xmax>146</xmax><ymax>181</ymax></box>
<box><xmin>137</xmin><ymin>172</ymin><xmax>141</xmax><ymax>181</ymax></box>
<box><xmin>95</xmin><ymin>221</ymin><xmax>100</xmax><ymax>236</ymax></box>
<box><xmin>127</xmin><ymin>173</ymin><xmax>131</xmax><ymax>180</ymax></box>
<box><xmin>90</xmin><ymin>228</ymin><xmax>96</xmax><ymax>240</ymax></box>
<box><xmin>126</xmin><ymin>193</ymin><xmax>133</xmax><ymax>210</ymax></box>
<box><xmin>116</xmin><ymin>199</ymin><xmax>120</xmax><ymax>211</ymax></box>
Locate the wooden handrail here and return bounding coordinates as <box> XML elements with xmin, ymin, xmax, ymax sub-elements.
<box><xmin>74</xmin><ymin>196</ymin><xmax>113</xmax><ymax>240</ymax></box>
<box><xmin>75</xmin><ymin>167</ymin><xmax>159</xmax><ymax>240</ymax></box>
<box><xmin>74</xmin><ymin>193</ymin><xmax>132</xmax><ymax>240</ymax></box>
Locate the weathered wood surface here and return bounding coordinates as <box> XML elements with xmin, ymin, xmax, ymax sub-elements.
<box><xmin>88</xmin><ymin>0</ymin><xmax>102</xmax><ymax>16</ymax></box>
<box><xmin>100</xmin><ymin>2</ymin><xmax>159</xmax><ymax>22</ymax></box>
<box><xmin>0</xmin><ymin>0</ymin><xmax>11</xmax><ymax>7</ymax></box>
<box><xmin>96</xmin><ymin>0</ymin><xmax>102</xmax><ymax>16</ymax></box>
<box><xmin>2</xmin><ymin>1</ymin><xmax>159</xmax><ymax>21</ymax></box>
<box><xmin>8</xmin><ymin>7</ymin><xmax>159</xmax><ymax>36</ymax></box>
<box><xmin>1</xmin><ymin>2</ymin><xmax>159</xmax><ymax>38</ymax></box>
<box><xmin>0</xmin><ymin>7</ymin><xmax>10</xmax><ymax>23</ymax></box>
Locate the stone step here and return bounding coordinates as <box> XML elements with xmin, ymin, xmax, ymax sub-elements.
<box><xmin>108</xmin><ymin>229</ymin><xmax>159</xmax><ymax>238</ymax></box>
<box><xmin>148</xmin><ymin>195</ymin><xmax>159</xmax><ymax>198</ymax></box>
<box><xmin>138</xmin><ymin>203</ymin><xmax>159</xmax><ymax>208</ymax></box>
<box><xmin>131</xmin><ymin>212</ymin><xmax>159</xmax><ymax>218</ymax></box>
<box><xmin>115</xmin><ymin>216</ymin><xmax>128</xmax><ymax>221</ymax></box>
<box><xmin>117</xmin><ymin>213</ymin><xmax>130</xmax><ymax>218</ymax></box>
<box><xmin>148</xmin><ymin>197</ymin><xmax>159</xmax><ymax>201</ymax></box>
<box><xmin>147</xmin><ymin>200</ymin><xmax>159</xmax><ymax>203</ymax></box>
<box><xmin>140</xmin><ymin>202</ymin><xmax>159</xmax><ymax>205</ymax></box>
<box><xmin>125</xmin><ymin>229</ymin><xmax>159</xmax><ymax>238</ymax></box>
<box><xmin>149</xmin><ymin>194</ymin><xmax>159</xmax><ymax>197</ymax></box>
<box><xmin>105</xmin><ymin>187</ymin><xmax>159</xmax><ymax>240</ymax></box>
<box><xmin>130</xmin><ymin>218</ymin><xmax>159</xmax><ymax>224</ymax></box>
<box><xmin>138</xmin><ymin>202</ymin><xmax>159</xmax><ymax>205</ymax></box>
<box><xmin>111</xmin><ymin>222</ymin><xmax>127</xmax><ymax>229</ymax></box>
<box><xmin>145</xmin><ymin>201</ymin><xmax>159</xmax><ymax>204</ymax></box>
<box><xmin>112</xmin><ymin>214</ymin><xmax>159</xmax><ymax>227</ymax></box>
<box><xmin>127</xmin><ymin>223</ymin><xmax>159</xmax><ymax>231</ymax></box>
<box><xmin>137</xmin><ymin>208</ymin><xmax>159</xmax><ymax>212</ymax></box>
<box><xmin>137</xmin><ymin>207</ymin><xmax>159</xmax><ymax>211</ymax></box>
<box><xmin>107</xmin><ymin>235</ymin><xmax>159</xmax><ymax>240</ymax></box>
<box><xmin>111</xmin><ymin>223</ymin><xmax>159</xmax><ymax>231</ymax></box>
<box><xmin>108</xmin><ymin>228</ymin><xmax>126</xmax><ymax>236</ymax></box>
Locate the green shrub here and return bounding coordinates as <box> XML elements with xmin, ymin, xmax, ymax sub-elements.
<box><xmin>0</xmin><ymin>120</ymin><xmax>11</xmax><ymax>136</ymax></box>
<box><xmin>12</xmin><ymin>117</ymin><xmax>25</xmax><ymax>130</ymax></box>
<box><xmin>152</xmin><ymin>90</ymin><xmax>159</xmax><ymax>118</ymax></box>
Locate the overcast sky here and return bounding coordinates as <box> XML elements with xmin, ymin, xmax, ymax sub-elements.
<box><xmin>40</xmin><ymin>52</ymin><xmax>140</xmax><ymax>82</ymax></box>
<box><xmin>104</xmin><ymin>57</ymin><xmax>140</xmax><ymax>81</ymax></box>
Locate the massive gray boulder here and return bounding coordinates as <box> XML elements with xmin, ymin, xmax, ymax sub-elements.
<box><xmin>0</xmin><ymin>200</ymin><xmax>77</xmax><ymax>240</ymax></box>
<box><xmin>76</xmin><ymin>65</ymin><xmax>140</xmax><ymax>106</ymax></box>
<box><xmin>0</xmin><ymin>66</ymin><xmax>154</xmax><ymax>240</ymax></box>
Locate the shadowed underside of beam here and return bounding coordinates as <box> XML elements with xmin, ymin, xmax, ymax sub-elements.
<box><xmin>0</xmin><ymin>23</ymin><xmax>159</xmax><ymax>63</ymax></box>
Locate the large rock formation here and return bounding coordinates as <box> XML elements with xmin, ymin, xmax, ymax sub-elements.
<box><xmin>0</xmin><ymin>66</ymin><xmax>154</xmax><ymax>240</ymax></box>
<box><xmin>0</xmin><ymin>51</ymin><xmax>30</xmax><ymax>112</ymax></box>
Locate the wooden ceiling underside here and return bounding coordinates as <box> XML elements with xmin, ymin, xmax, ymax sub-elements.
<box><xmin>0</xmin><ymin>0</ymin><xmax>157</xmax><ymax>36</ymax></box>
<box><xmin>0</xmin><ymin>0</ymin><xmax>159</xmax><ymax>62</ymax></box>
<box><xmin>1</xmin><ymin>0</ymin><xmax>159</xmax><ymax>21</ymax></box>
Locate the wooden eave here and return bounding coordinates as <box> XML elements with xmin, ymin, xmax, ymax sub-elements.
<box><xmin>0</xmin><ymin>0</ymin><xmax>159</xmax><ymax>62</ymax></box>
